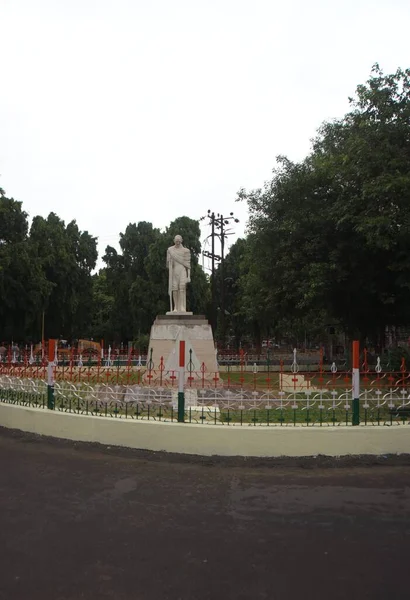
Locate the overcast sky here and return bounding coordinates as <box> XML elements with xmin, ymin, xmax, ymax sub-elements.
<box><xmin>1</xmin><ymin>0</ymin><xmax>409</xmax><ymax>269</ymax></box>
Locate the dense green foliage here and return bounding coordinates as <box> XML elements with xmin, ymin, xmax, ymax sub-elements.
<box><xmin>0</xmin><ymin>192</ymin><xmax>208</xmax><ymax>343</ymax></box>
<box><xmin>2</xmin><ymin>65</ymin><xmax>410</xmax><ymax>348</ymax></box>
<box><xmin>236</xmin><ymin>65</ymin><xmax>410</xmax><ymax>347</ymax></box>
<box><xmin>0</xmin><ymin>188</ymin><xmax>97</xmax><ymax>341</ymax></box>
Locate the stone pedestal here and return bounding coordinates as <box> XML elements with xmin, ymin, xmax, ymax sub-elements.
<box><xmin>146</xmin><ymin>314</ymin><xmax>218</xmax><ymax>384</ymax></box>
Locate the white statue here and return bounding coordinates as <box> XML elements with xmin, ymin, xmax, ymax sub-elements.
<box><xmin>167</xmin><ymin>235</ymin><xmax>191</xmax><ymax>312</ymax></box>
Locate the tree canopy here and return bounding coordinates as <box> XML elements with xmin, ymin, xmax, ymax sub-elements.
<box><xmin>238</xmin><ymin>64</ymin><xmax>410</xmax><ymax>347</ymax></box>
<box><xmin>0</xmin><ymin>203</ymin><xmax>209</xmax><ymax>344</ymax></box>
<box><xmin>0</xmin><ymin>194</ymin><xmax>97</xmax><ymax>341</ymax></box>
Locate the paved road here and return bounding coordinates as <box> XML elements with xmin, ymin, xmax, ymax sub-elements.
<box><xmin>1</xmin><ymin>428</ymin><xmax>410</xmax><ymax>600</ymax></box>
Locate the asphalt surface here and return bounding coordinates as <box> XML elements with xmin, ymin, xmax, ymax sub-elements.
<box><xmin>1</xmin><ymin>427</ymin><xmax>410</xmax><ymax>600</ymax></box>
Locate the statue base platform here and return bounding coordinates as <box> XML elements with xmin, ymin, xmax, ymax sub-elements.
<box><xmin>145</xmin><ymin>315</ymin><xmax>218</xmax><ymax>385</ymax></box>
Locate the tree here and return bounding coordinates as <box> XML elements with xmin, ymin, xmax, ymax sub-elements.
<box><xmin>89</xmin><ymin>270</ymin><xmax>115</xmax><ymax>340</ymax></box>
<box><xmin>213</xmin><ymin>238</ymin><xmax>250</xmax><ymax>347</ymax></box>
<box><xmin>239</xmin><ymin>65</ymin><xmax>410</xmax><ymax>346</ymax></box>
<box><xmin>102</xmin><ymin>221</ymin><xmax>161</xmax><ymax>340</ymax></box>
<box><xmin>0</xmin><ymin>190</ymin><xmax>211</xmax><ymax>343</ymax></box>
<box><xmin>0</xmin><ymin>193</ymin><xmax>51</xmax><ymax>340</ymax></box>
<box><xmin>28</xmin><ymin>213</ymin><xmax>97</xmax><ymax>339</ymax></box>
<box><xmin>0</xmin><ymin>193</ymin><xmax>28</xmax><ymax>244</ymax></box>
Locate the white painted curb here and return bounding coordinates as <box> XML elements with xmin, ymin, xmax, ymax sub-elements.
<box><xmin>1</xmin><ymin>403</ymin><xmax>410</xmax><ymax>457</ymax></box>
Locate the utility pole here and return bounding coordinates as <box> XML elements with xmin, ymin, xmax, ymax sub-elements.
<box><xmin>201</xmin><ymin>210</ymin><xmax>239</xmax><ymax>344</ymax></box>
<box><xmin>211</xmin><ymin>213</ymin><xmax>216</xmax><ymax>330</ymax></box>
<box><xmin>202</xmin><ymin>211</ymin><xmax>220</xmax><ymax>333</ymax></box>
<box><xmin>220</xmin><ymin>216</ymin><xmax>226</xmax><ymax>342</ymax></box>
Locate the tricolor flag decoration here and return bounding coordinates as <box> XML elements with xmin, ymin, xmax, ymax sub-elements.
<box><xmin>352</xmin><ymin>340</ymin><xmax>360</xmax><ymax>425</ymax></box>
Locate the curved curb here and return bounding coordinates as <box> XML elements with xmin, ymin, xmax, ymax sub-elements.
<box><xmin>1</xmin><ymin>403</ymin><xmax>410</xmax><ymax>457</ymax></box>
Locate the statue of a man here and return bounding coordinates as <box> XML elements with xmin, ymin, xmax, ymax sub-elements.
<box><xmin>167</xmin><ymin>235</ymin><xmax>191</xmax><ymax>312</ymax></box>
